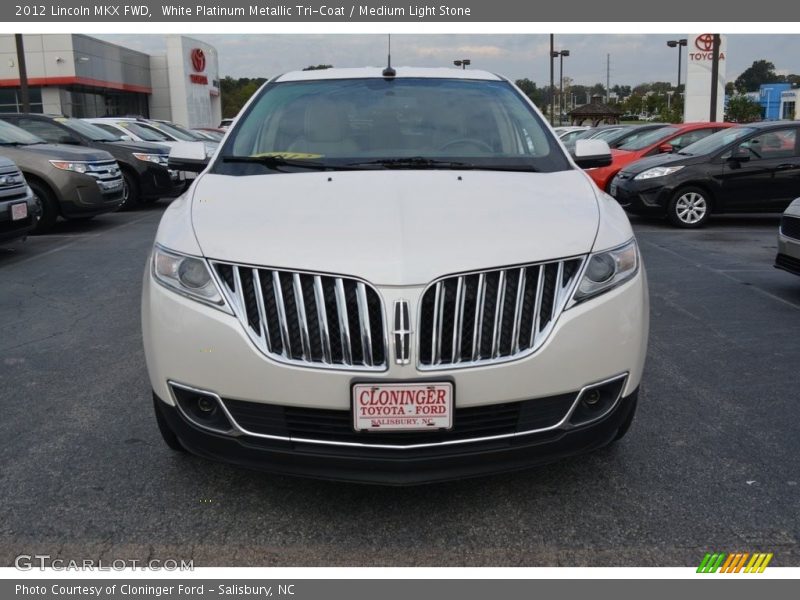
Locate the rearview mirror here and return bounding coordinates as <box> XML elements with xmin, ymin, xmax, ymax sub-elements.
<box><xmin>168</xmin><ymin>142</ymin><xmax>208</xmax><ymax>173</ymax></box>
<box><xmin>573</xmin><ymin>139</ymin><xmax>612</xmax><ymax>169</ymax></box>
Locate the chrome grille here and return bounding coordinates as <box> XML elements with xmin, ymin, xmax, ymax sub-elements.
<box><xmin>418</xmin><ymin>257</ymin><xmax>584</xmax><ymax>368</ymax></box>
<box><xmin>212</xmin><ymin>262</ymin><xmax>387</xmax><ymax>370</ymax></box>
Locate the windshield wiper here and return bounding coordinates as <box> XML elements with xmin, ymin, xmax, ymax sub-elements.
<box><xmin>346</xmin><ymin>157</ymin><xmax>476</xmax><ymax>169</ymax></box>
<box><xmin>221</xmin><ymin>154</ymin><xmax>339</xmax><ymax>171</ymax></box>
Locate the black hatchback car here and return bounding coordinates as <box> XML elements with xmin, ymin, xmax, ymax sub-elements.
<box><xmin>609</xmin><ymin>121</ymin><xmax>800</xmax><ymax>227</ymax></box>
<box><xmin>0</xmin><ymin>114</ymin><xmax>185</xmax><ymax>209</ymax></box>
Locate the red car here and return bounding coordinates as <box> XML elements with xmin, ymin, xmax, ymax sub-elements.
<box><xmin>587</xmin><ymin>122</ymin><xmax>734</xmax><ymax>191</ymax></box>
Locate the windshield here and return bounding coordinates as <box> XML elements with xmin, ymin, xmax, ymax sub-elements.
<box><xmin>216</xmin><ymin>77</ymin><xmax>569</xmax><ymax>173</ymax></box>
<box><xmin>57</xmin><ymin>117</ymin><xmax>121</xmax><ymax>142</ymax></box>
<box><xmin>117</xmin><ymin>121</ymin><xmax>171</xmax><ymax>142</ymax></box>
<box><xmin>679</xmin><ymin>127</ymin><xmax>755</xmax><ymax>155</ymax></box>
<box><xmin>0</xmin><ymin>119</ymin><xmax>45</xmax><ymax>145</ymax></box>
<box><xmin>618</xmin><ymin>126</ymin><xmax>679</xmax><ymax>151</ymax></box>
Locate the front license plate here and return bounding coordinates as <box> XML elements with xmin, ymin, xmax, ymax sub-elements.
<box><xmin>10</xmin><ymin>202</ymin><xmax>27</xmax><ymax>221</ymax></box>
<box><xmin>609</xmin><ymin>183</ymin><xmax>618</xmax><ymax>196</ymax></box>
<box><xmin>352</xmin><ymin>382</ymin><xmax>454</xmax><ymax>432</ymax></box>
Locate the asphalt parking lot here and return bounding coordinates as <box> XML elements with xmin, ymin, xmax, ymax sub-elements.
<box><xmin>0</xmin><ymin>205</ymin><xmax>798</xmax><ymax>567</ymax></box>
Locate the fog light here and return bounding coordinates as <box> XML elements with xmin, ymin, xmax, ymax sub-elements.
<box><xmin>568</xmin><ymin>374</ymin><xmax>628</xmax><ymax>427</ymax></box>
<box><xmin>169</xmin><ymin>382</ymin><xmax>234</xmax><ymax>435</ymax></box>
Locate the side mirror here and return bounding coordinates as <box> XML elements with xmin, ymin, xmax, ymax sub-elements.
<box><xmin>658</xmin><ymin>143</ymin><xmax>674</xmax><ymax>154</ymax></box>
<box><xmin>729</xmin><ymin>147</ymin><xmax>751</xmax><ymax>163</ymax></box>
<box><xmin>573</xmin><ymin>139</ymin><xmax>613</xmax><ymax>169</ymax></box>
<box><xmin>168</xmin><ymin>142</ymin><xmax>208</xmax><ymax>173</ymax></box>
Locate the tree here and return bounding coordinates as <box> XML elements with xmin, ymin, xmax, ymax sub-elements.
<box><xmin>725</xmin><ymin>95</ymin><xmax>762</xmax><ymax>123</ymax></box>
<box><xmin>734</xmin><ymin>60</ymin><xmax>782</xmax><ymax>93</ymax></box>
<box><xmin>302</xmin><ymin>64</ymin><xmax>333</xmax><ymax>71</ymax></box>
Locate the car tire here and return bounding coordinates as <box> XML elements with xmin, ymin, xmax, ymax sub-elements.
<box><xmin>667</xmin><ymin>186</ymin><xmax>711</xmax><ymax>228</ymax></box>
<box><xmin>153</xmin><ymin>394</ymin><xmax>186</xmax><ymax>452</ymax></box>
<box><xmin>27</xmin><ymin>179</ymin><xmax>58</xmax><ymax>234</ymax></box>
<box><xmin>612</xmin><ymin>397</ymin><xmax>638</xmax><ymax>442</ymax></box>
<box><xmin>120</xmin><ymin>170</ymin><xmax>141</xmax><ymax>211</ymax></box>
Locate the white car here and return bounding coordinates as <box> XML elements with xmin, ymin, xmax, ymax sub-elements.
<box><xmin>143</xmin><ymin>67</ymin><xmax>649</xmax><ymax>484</ymax></box>
<box><xmin>776</xmin><ymin>197</ymin><xmax>800</xmax><ymax>277</ymax></box>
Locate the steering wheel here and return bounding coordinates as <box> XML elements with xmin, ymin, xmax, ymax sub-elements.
<box><xmin>438</xmin><ymin>138</ymin><xmax>494</xmax><ymax>153</ymax></box>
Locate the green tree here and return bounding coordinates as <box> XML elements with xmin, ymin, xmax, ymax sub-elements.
<box><xmin>734</xmin><ymin>60</ymin><xmax>783</xmax><ymax>93</ymax></box>
<box><xmin>725</xmin><ymin>95</ymin><xmax>763</xmax><ymax>122</ymax></box>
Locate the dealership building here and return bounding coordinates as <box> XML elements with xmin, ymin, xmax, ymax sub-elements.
<box><xmin>0</xmin><ymin>34</ymin><xmax>221</xmax><ymax>128</ymax></box>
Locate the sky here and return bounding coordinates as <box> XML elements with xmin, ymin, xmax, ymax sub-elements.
<box><xmin>96</xmin><ymin>34</ymin><xmax>800</xmax><ymax>87</ymax></box>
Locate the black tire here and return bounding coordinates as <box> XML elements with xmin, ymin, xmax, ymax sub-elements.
<box><xmin>667</xmin><ymin>186</ymin><xmax>711</xmax><ymax>228</ymax></box>
<box><xmin>153</xmin><ymin>394</ymin><xmax>186</xmax><ymax>452</ymax></box>
<box><xmin>120</xmin><ymin>169</ymin><xmax>141</xmax><ymax>211</ymax></box>
<box><xmin>27</xmin><ymin>179</ymin><xmax>59</xmax><ymax>234</ymax></box>
<box><xmin>612</xmin><ymin>397</ymin><xmax>638</xmax><ymax>442</ymax></box>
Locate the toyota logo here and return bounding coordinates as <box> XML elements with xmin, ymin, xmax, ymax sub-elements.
<box><xmin>190</xmin><ymin>48</ymin><xmax>206</xmax><ymax>73</ymax></box>
<box><xmin>695</xmin><ymin>34</ymin><xmax>715</xmax><ymax>52</ymax></box>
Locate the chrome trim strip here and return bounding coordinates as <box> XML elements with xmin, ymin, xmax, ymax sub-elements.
<box><xmin>293</xmin><ymin>273</ymin><xmax>312</xmax><ymax>361</ymax></box>
<box><xmin>167</xmin><ymin>372</ymin><xmax>629</xmax><ymax>451</ymax></box>
<box><xmin>334</xmin><ymin>278</ymin><xmax>353</xmax><ymax>365</ymax></box>
<box><xmin>491</xmin><ymin>270</ymin><xmax>506</xmax><ymax>359</ymax></box>
<box><xmin>252</xmin><ymin>268</ymin><xmax>271</xmax><ymax>352</ymax></box>
<box><xmin>313</xmin><ymin>275</ymin><xmax>332</xmax><ymax>364</ymax></box>
<box><xmin>272</xmin><ymin>271</ymin><xmax>292</xmax><ymax>358</ymax></box>
<box><xmin>471</xmin><ymin>273</ymin><xmax>486</xmax><ymax>362</ymax></box>
<box><xmin>355</xmin><ymin>282</ymin><xmax>373</xmax><ymax>367</ymax></box>
<box><xmin>510</xmin><ymin>267</ymin><xmax>526</xmax><ymax>353</ymax></box>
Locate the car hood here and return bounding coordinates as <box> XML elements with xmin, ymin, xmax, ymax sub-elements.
<box><xmin>190</xmin><ymin>169</ymin><xmax>600</xmax><ymax>286</ymax></box>
<box><xmin>618</xmin><ymin>151</ymin><xmax>704</xmax><ymax>175</ymax></box>
<box><xmin>108</xmin><ymin>140</ymin><xmax>171</xmax><ymax>154</ymax></box>
<box><xmin>6</xmin><ymin>143</ymin><xmax>114</xmax><ymax>162</ymax></box>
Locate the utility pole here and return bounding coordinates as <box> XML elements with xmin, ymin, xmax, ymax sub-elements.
<box><xmin>14</xmin><ymin>34</ymin><xmax>30</xmax><ymax>113</ymax></box>
<box><xmin>606</xmin><ymin>54</ymin><xmax>610</xmax><ymax>104</ymax></box>
<box><xmin>549</xmin><ymin>34</ymin><xmax>554</xmax><ymax>124</ymax></box>
<box><xmin>710</xmin><ymin>34</ymin><xmax>720</xmax><ymax>121</ymax></box>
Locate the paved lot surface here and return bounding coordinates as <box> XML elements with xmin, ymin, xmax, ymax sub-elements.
<box><xmin>1</xmin><ymin>206</ymin><xmax>798</xmax><ymax>567</ymax></box>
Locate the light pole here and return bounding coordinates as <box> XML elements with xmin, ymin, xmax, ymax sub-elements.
<box><xmin>551</xmin><ymin>49</ymin><xmax>570</xmax><ymax>124</ymax></box>
<box><xmin>453</xmin><ymin>59</ymin><xmax>471</xmax><ymax>70</ymax></box>
<box><xmin>666</xmin><ymin>39</ymin><xmax>687</xmax><ymax>93</ymax></box>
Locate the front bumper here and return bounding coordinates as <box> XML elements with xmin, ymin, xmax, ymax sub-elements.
<box><xmin>155</xmin><ymin>387</ymin><xmax>638</xmax><ymax>485</ymax></box>
<box><xmin>775</xmin><ymin>231</ymin><xmax>800</xmax><ymax>276</ymax></box>
<box><xmin>0</xmin><ymin>187</ymin><xmax>37</xmax><ymax>242</ymax></box>
<box><xmin>143</xmin><ymin>260</ymin><xmax>649</xmax><ymax>482</ymax></box>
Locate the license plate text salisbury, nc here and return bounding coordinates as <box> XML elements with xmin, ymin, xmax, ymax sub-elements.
<box><xmin>353</xmin><ymin>383</ymin><xmax>454</xmax><ymax>432</ymax></box>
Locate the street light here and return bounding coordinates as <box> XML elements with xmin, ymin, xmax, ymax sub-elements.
<box><xmin>453</xmin><ymin>59</ymin><xmax>471</xmax><ymax>70</ymax></box>
<box><xmin>551</xmin><ymin>49</ymin><xmax>570</xmax><ymax>124</ymax></box>
<box><xmin>666</xmin><ymin>39</ymin><xmax>687</xmax><ymax>93</ymax></box>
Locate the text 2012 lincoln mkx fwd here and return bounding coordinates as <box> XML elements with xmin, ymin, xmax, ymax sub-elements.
<box><xmin>142</xmin><ymin>67</ymin><xmax>649</xmax><ymax>484</ymax></box>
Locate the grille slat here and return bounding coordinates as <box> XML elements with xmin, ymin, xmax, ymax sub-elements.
<box><xmin>419</xmin><ymin>257</ymin><xmax>584</xmax><ymax>369</ymax></box>
<box><xmin>213</xmin><ymin>262</ymin><xmax>386</xmax><ymax>370</ymax></box>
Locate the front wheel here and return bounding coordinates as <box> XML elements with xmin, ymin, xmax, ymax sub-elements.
<box><xmin>667</xmin><ymin>187</ymin><xmax>711</xmax><ymax>228</ymax></box>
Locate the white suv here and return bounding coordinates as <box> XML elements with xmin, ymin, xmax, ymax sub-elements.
<box><xmin>143</xmin><ymin>67</ymin><xmax>649</xmax><ymax>484</ymax></box>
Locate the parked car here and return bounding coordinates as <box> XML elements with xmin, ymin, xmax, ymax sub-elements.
<box><xmin>586</xmin><ymin>122</ymin><xmax>733</xmax><ymax>192</ymax></box>
<box><xmin>144</xmin><ymin>67</ymin><xmax>649</xmax><ymax>485</ymax></box>
<box><xmin>776</xmin><ymin>197</ymin><xmax>800</xmax><ymax>276</ymax></box>
<box><xmin>0</xmin><ymin>119</ymin><xmax>123</xmax><ymax>233</ymax></box>
<box><xmin>0</xmin><ymin>155</ymin><xmax>37</xmax><ymax>243</ymax></box>
<box><xmin>0</xmin><ymin>114</ymin><xmax>183</xmax><ymax>209</ymax></box>
<box><xmin>610</xmin><ymin>122</ymin><xmax>800</xmax><ymax>227</ymax></box>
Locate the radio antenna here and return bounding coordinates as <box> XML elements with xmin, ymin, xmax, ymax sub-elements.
<box><xmin>382</xmin><ymin>33</ymin><xmax>396</xmax><ymax>78</ymax></box>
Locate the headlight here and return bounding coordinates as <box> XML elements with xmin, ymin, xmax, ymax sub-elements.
<box><xmin>572</xmin><ymin>239</ymin><xmax>639</xmax><ymax>303</ymax></box>
<box><xmin>633</xmin><ymin>166</ymin><xmax>684</xmax><ymax>181</ymax></box>
<box><xmin>133</xmin><ymin>153</ymin><xmax>169</xmax><ymax>166</ymax></box>
<box><xmin>49</xmin><ymin>160</ymin><xmax>89</xmax><ymax>174</ymax></box>
<box><xmin>152</xmin><ymin>245</ymin><xmax>226</xmax><ymax>308</ymax></box>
